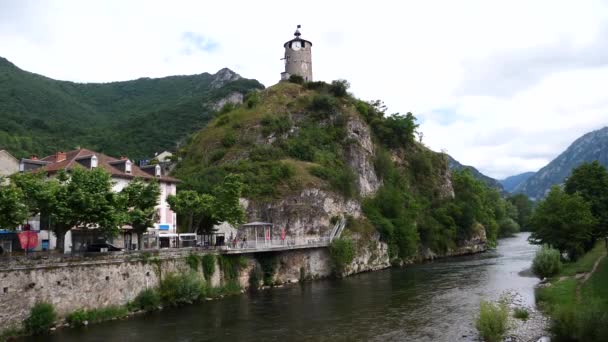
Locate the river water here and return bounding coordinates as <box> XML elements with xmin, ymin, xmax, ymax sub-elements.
<box><xmin>28</xmin><ymin>233</ymin><xmax>539</xmax><ymax>342</ymax></box>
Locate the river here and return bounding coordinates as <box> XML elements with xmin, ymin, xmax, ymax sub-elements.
<box><xmin>27</xmin><ymin>232</ymin><xmax>539</xmax><ymax>342</ymax></box>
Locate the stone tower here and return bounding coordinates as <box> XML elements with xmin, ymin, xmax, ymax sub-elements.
<box><xmin>281</xmin><ymin>25</ymin><xmax>313</xmax><ymax>82</ymax></box>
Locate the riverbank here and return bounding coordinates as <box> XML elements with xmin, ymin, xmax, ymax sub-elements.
<box><xmin>535</xmin><ymin>242</ymin><xmax>608</xmax><ymax>340</ymax></box>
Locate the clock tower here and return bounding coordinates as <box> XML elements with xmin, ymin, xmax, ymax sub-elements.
<box><xmin>281</xmin><ymin>25</ymin><xmax>313</xmax><ymax>82</ymax></box>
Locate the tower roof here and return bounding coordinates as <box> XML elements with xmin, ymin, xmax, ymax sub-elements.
<box><xmin>283</xmin><ymin>24</ymin><xmax>312</xmax><ymax>47</ymax></box>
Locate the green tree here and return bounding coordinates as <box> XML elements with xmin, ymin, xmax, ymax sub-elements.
<box><xmin>119</xmin><ymin>178</ymin><xmax>161</xmax><ymax>250</ymax></box>
<box><xmin>49</xmin><ymin>169</ymin><xmax>122</xmax><ymax>252</ymax></box>
<box><xmin>0</xmin><ymin>177</ymin><xmax>28</xmax><ymax>230</ymax></box>
<box><xmin>564</xmin><ymin>161</ymin><xmax>608</xmax><ymax>246</ymax></box>
<box><xmin>507</xmin><ymin>194</ymin><xmax>534</xmax><ymax>230</ymax></box>
<box><xmin>168</xmin><ymin>175</ymin><xmax>245</xmax><ymax>233</ymax></box>
<box><xmin>529</xmin><ymin>186</ymin><xmax>596</xmax><ymax>260</ymax></box>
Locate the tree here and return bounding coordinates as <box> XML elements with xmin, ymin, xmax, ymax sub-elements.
<box><xmin>11</xmin><ymin>172</ymin><xmax>57</xmax><ymax>228</ymax></box>
<box><xmin>529</xmin><ymin>186</ymin><xmax>596</xmax><ymax>260</ymax></box>
<box><xmin>168</xmin><ymin>175</ymin><xmax>245</xmax><ymax>233</ymax></box>
<box><xmin>0</xmin><ymin>177</ymin><xmax>28</xmax><ymax>230</ymax></box>
<box><xmin>49</xmin><ymin>169</ymin><xmax>122</xmax><ymax>252</ymax></box>
<box><xmin>119</xmin><ymin>178</ymin><xmax>160</xmax><ymax>250</ymax></box>
<box><xmin>564</xmin><ymin>161</ymin><xmax>608</xmax><ymax>246</ymax></box>
<box><xmin>507</xmin><ymin>194</ymin><xmax>534</xmax><ymax>230</ymax></box>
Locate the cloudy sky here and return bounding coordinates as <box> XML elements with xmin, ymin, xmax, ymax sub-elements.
<box><xmin>1</xmin><ymin>0</ymin><xmax>607</xmax><ymax>179</ymax></box>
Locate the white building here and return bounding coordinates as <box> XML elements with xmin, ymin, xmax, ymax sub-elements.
<box><xmin>20</xmin><ymin>148</ymin><xmax>179</xmax><ymax>252</ymax></box>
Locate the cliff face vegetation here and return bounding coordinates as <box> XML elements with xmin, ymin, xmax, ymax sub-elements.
<box><xmin>174</xmin><ymin>80</ymin><xmax>518</xmax><ymax>264</ymax></box>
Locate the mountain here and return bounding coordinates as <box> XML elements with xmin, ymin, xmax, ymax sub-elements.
<box><xmin>500</xmin><ymin>172</ymin><xmax>535</xmax><ymax>193</ymax></box>
<box><xmin>0</xmin><ymin>56</ymin><xmax>264</xmax><ymax>159</ymax></box>
<box><xmin>514</xmin><ymin>127</ymin><xmax>608</xmax><ymax>200</ymax></box>
<box><xmin>447</xmin><ymin>155</ymin><xmax>504</xmax><ymax>192</ymax></box>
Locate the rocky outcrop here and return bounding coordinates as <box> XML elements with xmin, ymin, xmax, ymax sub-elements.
<box><xmin>345</xmin><ymin>117</ymin><xmax>381</xmax><ymax>197</ymax></box>
<box><xmin>212</xmin><ymin>92</ymin><xmax>244</xmax><ymax>111</ymax></box>
<box><xmin>210</xmin><ymin>68</ymin><xmax>242</xmax><ymax>89</ymax></box>
<box><xmin>243</xmin><ymin>188</ymin><xmax>361</xmax><ymax>237</ymax></box>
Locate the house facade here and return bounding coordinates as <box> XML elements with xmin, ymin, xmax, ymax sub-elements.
<box><xmin>20</xmin><ymin>148</ymin><xmax>179</xmax><ymax>252</ymax></box>
<box><xmin>0</xmin><ymin>150</ymin><xmax>19</xmax><ymax>178</ymax></box>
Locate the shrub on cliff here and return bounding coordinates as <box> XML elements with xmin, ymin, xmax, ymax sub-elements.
<box><xmin>532</xmin><ymin>245</ymin><xmax>562</xmax><ymax>278</ymax></box>
<box><xmin>202</xmin><ymin>254</ymin><xmax>216</xmax><ymax>280</ymax></box>
<box><xmin>159</xmin><ymin>272</ymin><xmax>202</xmax><ymax>306</ymax></box>
<box><xmin>476</xmin><ymin>300</ymin><xmax>509</xmax><ymax>342</ymax></box>
<box><xmin>24</xmin><ymin>302</ymin><xmax>56</xmax><ymax>334</ymax></box>
<box><xmin>329</xmin><ymin>238</ymin><xmax>355</xmax><ymax>275</ymax></box>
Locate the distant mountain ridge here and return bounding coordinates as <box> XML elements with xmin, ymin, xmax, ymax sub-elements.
<box><xmin>500</xmin><ymin>172</ymin><xmax>535</xmax><ymax>193</ymax></box>
<box><xmin>0</xmin><ymin>56</ymin><xmax>264</xmax><ymax>159</ymax></box>
<box><xmin>447</xmin><ymin>155</ymin><xmax>504</xmax><ymax>192</ymax></box>
<box><xmin>514</xmin><ymin>127</ymin><xmax>608</xmax><ymax>200</ymax></box>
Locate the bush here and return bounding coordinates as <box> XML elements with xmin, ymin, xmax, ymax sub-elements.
<box><xmin>24</xmin><ymin>302</ymin><xmax>56</xmax><ymax>334</ymax></box>
<box><xmin>329</xmin><ymin>238</ymin><xmax>355</xmax><ymax>275</ymax></box>
<box><xmin>532</xmin><ymin>245</ymin><xmax>562</xmax><ymax>278</ymax></box>
<box><xmin>513</xmin><ymin>307</ymin><xmax>529</xmax><ymax>321</ymax></box>
<box><xmin>159</xmin><ymin>272</ymin><xmax>202</xmax><ymax>306</ymax></box>
<box><xmin>221</xmin><ymin>132</ymin><xmax>237</xmax><ymax>148</ymax></box>
<box><xmin>245</xmin><ymin>91</ymin><xmax>261</xmax><ymax>108</ymax></box>
<box><xmin>202</xmin><ymin>254</ymin><xmax>216</xmax><ymax>280</ymax></box>
<box><xmin>498</xmin><ymin>218</ymin><xmax>520</xmax><ymax>237</ymax></box>
<box><xmin>308</xmin><ymin>94</ymin><xmax>338</xmax><ymax>115</ymax></box>
<box><xmin>329</xmin><ymin>80</ymin><xmax>350</xmax><ymax>97</ymax></box>
<box><xmin>66</xmin><ymin>306</ymin><xmax>128</xmax><ymax>326</ymax></box>
<box><xmin>288</xmin><ymin>75</ymin><xmax>304</xmax><ymax>84</ymax></box>
<box><xmin>131</xmin><ymin>288</ymin><xmax>161</xmax><ymax>312</ymax></box>
<box><xmin>551</xmin><ymin>303</ymin><xmax>608</xmax><ymax>341</ymax></box>
<box><xmin>186</xmin><ymin>254</ymin><xmax>200</xmax><ymax>271</ymax></box>
<box><xmin>476</xmin><ymin>300</ymin><xmax>509</xmax><ymax>342</ymax></box>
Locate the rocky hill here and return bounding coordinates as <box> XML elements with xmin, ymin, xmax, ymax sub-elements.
<box><xmin>447</xmin><ymin>155</ymin><xmax>504</xmax><ymax>192</ymax></box>
<box><xmin>500</xmin><ymin>172</ymin><xmax>535</xmax><ymax>193</ymax></box>
<box><xmin>514</xmin><ymin>127</ymin><xmax>608</xmax><ymax>200</ymax></box>
<box><xmin>174</xmin><ymin>80</ymin><xmax>518</xmax><ymax>270</ymax></box>
<box><xmin>0</xmin><ymin>56</ymin><xmax>263</xmax><ymax>159</ymax></box>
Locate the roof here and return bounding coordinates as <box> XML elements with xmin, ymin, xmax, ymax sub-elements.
<box><xmin>241</xmin><ymin>222</ymin><xmax>274</xmax><ymax>227</ymax></box>
<box><xmin>283</xmin><ymin>37</ymin><xmax>313</xmax><ymax>48</ymax></box>
<box><xmin>37</xmin><ymin>148</ymin><xmax>180</xmax><ymax>183</ymax></box>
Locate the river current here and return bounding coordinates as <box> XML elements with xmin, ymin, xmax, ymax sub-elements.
<box><xmin>28</xmin><ymin>232</ymin><xmax>539</xmax><ymax>342</ymax></box>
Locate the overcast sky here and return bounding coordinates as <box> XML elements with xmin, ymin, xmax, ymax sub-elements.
<box><xmin>1</xmin><ymin>0</ymin><xmax>607</xmax><ymax>179</ymax></box>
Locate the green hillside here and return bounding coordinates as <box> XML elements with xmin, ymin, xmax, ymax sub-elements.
<box><xmin>174</xmin><ymin>80</ymin><xmax>518</xmax><ymax>259</ymax></box>
<box><xmin>0</xmin><ymin>56</ymin><xmax>263</xmax><ymax>159</ymax></box>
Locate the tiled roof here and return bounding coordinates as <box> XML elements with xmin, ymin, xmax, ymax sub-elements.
<box><xmin>38</xmin><ymin>148</ymin><xmax>179</xmax><ymax>183</ymax></box>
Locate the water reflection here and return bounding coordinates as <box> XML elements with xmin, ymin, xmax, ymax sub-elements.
<box><xmin>26</xmin><ymin>233</ymin><xmax>538</xmax><ymax>342</ymax></box>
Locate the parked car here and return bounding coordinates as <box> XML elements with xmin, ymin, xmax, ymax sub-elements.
<box><xmin>86</xmin><ymin>243</ymin><xmax>122</xmax><ymax>252</ymax></box>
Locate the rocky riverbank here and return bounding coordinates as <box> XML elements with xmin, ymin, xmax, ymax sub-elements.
<box><xmin>501</xmin><ymin>291</ymin><xmax>550</xmax><ymax>342</ymax></box>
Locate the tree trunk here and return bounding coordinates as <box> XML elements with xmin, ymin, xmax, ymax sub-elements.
<box><xmin>55</xmin><ymin>229</ymin><xmax>67</xmax><ymax>253</ymax></box>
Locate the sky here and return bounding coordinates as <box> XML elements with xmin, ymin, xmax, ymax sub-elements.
<box><xmin>1</xmin><ymin>0</ymin><xmax>607</xmax><ymax>179</ymax></box>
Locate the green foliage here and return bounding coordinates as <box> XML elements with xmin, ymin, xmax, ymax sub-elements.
<box><xmin>168</xmin><ymin>175</ymin><xmax>245</xmax><ymax>233</ymax></box>
<box><xmin>0</xmin><ymin>179</ymin><xmax>28</xmax><ymax>230</ymax></box>
<box><xmin>23</xmin><ymin>302</ymin><xmax>56</xmax><ymax>334</ymax></box>
<box><xmin>119</xmin><ymin>178</ymin><xmax>160</xmax><ymax>249</ymax></box>
<box><xmin>328</xmin><ymin>80</ymin><xmax>350</xmax><ymax>97</ymax></box>
<box><xmin>221</xmin><ymin>131</ymin><xmax>237</xmax><ymax>147</ymax></box>
<box><xmin>329</xmin><ymin>238</ymin><xmax>355</xmax><ymax>274</ymax></box>
<box><xmin>66</xmin><ymin>306</ymin><xmax>128</xmax><ymax>326</ymax></box>
<box><xmin>507</xmin><ymin>194</ymin><xmax>534</xmax><ymax>230</ymax></box>
<box><xmin>513</xmin><ymin>307</ymin><xmax>529</xmax><ymax>321</ymax></box>
<box><xmin>308</xmin><ymin>94</ymin><xmax>338</xmax><ymax>116</ymax></box>
<box><xmin>550</xmin><ymin>303</ymin><xmax>608</xmax><ymax>342</ymax></box>
<box><xmin>532</xmin><ymin>245</ymin><xmax>562</xmax><ymax>278</ymax></box>
<box><xmin>130</xmin><ymin>288</ymin><xmax>161</xmax><ymax>312</ymax></box>
<box><xmin>564</xmin><ymin>161</ymin><xmax>608</xmax><ymax>245</ymax></box>
<box><xmin>498</xmin><ymin>217</ymin><xmax>520</xmax><ymax>237</ymax></box>
<box><xmin>260</xmin><ymin>115</ymin><xmax>292</xmax><ymax>137</ymax></box>
<box><xmin>287</xmin><ymin>74</ymin><xmax>304</xmax><ymax>84</ymax></box>
<box><xmin>158</xmin><ymin>272</ymin><xmax>202</xmax><ymax>307</ymax></box>
<box><xmin>245</xmin><ymin>91</ymin><xmax>261</xmax><ymax>108</ymax></box>
<box><xmin>218</xmin><ymin>255</ymin><xmax>247</xmax><ymax>281</ymax></box>
<box><xmin>530</xmin><ymin>186</ymin><xmax>597</xmax><ymax>260</ymax></box>
<box><xmin>355</xmin><ymin>100</ymin><xmax>418</xmax><ymax>149</ymax></box>
<box><xmin>309</xmin><ymin>165</ymin><xmax>357</xmax><ymax>198</ymax></box>
<box><xmin>475</xmin><ymin>300</ymin><xmax>509</xmax><ymax>342</ymax></box>
<box><xmin>249</xmin><ymin>265</ymin><xmax>263</xmax><ymax>289</ymax></box>
<box><xmin>202</xmin><ymin>254</ymin><xmax>216</xmax><ymax>280</ymax></box>
<box><xmin>0</xmin><ymin>57</ymin><xmax>264</xmax><ymax>159</ymax></box>
<box><xmin>186</xmin><ymin>254</ymin><xmax>201</xmax><ymax>271</ymax></box>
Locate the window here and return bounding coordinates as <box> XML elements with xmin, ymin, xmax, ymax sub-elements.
<box><xmin>91</xmin><ymin>155</ymin><xmax>98</xmax><ymax>168</ymax></box>
<box><xmin>155</xmin><ymin>165</ymin><xmax>161</xmax><ymax>177</ymax></box>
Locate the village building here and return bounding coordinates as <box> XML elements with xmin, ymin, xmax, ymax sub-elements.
<box><xmin>0</xmin><ymin>149</ymin><xmax>19</xmax><ymax>178</ymax></box>
<box><xmin>19</xmin><ymin>148</ymin><xmax>179</xmax><ymax>252</ymax></box>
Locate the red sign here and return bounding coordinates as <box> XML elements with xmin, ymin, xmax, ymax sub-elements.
<box><xmin>18</xmin><ymin>231</ymin><xmax>38</xmax><ymax>250</ymax></box>
<box><xmin>281</xmin><ymin>229</ymin><xmax>286</xmax><ymax>241</ymax></box>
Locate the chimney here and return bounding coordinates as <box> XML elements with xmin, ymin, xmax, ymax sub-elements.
<box><xmin>30</xmin><ymin>155</ymin><xmax>38</xmax><ymax>160</ymax></box>
<box><xmin>56</xmin><ymin>151</ymin><xmax>67</xmax><ymax>163</ymax></box>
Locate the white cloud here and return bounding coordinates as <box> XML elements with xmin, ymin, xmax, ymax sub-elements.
<box><xmin>1</xmin><ymin>0</ymin><xmax>607</xmax><ymax>179</ymax></box>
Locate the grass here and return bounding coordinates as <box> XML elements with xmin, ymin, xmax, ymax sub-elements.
<box><xmin>560</xmin><ymin>242</ymin><xmax>605</xmax><ymax>276</ymax></box>
<box><xmin>66</xmin><ymin>306</ymin><xmax>129</xmax><ymax>326</ymax></box>
<box><xmin>513</xmin><ymin>307</ymin><xmax>530</xmax><ymax>321</ymax></box>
